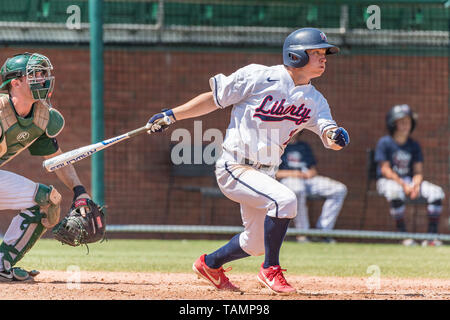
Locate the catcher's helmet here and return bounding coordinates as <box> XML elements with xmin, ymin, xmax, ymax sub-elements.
<box><xmin>283</xmin><ymin>28</ymin><xmax>339</xmax><ymax>68</ymax></box>
<box><xmin>0</xmin><ymin>52</ymin><xmax>54</xmax><ymax>100</ymax></box>
<box><xmin>386</xmin><ymin>104</ymin><xmax>417</xmax><ymax>135</ymax></box>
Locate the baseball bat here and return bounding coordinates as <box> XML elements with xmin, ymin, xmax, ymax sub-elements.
<box><xmin>43</xmin><ymin>125</ymin><xmax>149</xmax><ymax>172</ymax></box>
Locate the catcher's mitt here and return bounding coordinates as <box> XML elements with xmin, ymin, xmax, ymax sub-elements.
<box><xmin>52</xmin><ymin>198</ymin><xmax>106</xmax><ymax>247</ymax></box>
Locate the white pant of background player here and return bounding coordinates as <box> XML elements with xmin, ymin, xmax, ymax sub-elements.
<box><xmin>280</xmin><ymin>176</ymin><xmax>347</xmax><ymax>230</ymax></box>
<box><xmin>376</xmin><ymin>177</ymin><xmax>445</xmax><ymax>216</ymax></box>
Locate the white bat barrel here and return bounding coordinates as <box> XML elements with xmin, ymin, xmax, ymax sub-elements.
<box><xmin>42</xmin><ymin>126</ymin><xmax>148</xmax><ymax>172</ymax></box>
<box><xmin>43</xmin><ymin>142</ymin><xmax>105</xmax><ymax>172</ymax></box>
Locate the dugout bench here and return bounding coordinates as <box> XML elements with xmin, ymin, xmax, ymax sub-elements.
<box><xmin>359</xmin><ymin>148</ymin><xmax>427</xmax><ymax>231</ymax></box>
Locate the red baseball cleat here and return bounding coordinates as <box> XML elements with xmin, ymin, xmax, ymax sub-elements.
<box><xmin>193</xmin><ymin>254</ymin><xmax>241</xmax><ymax>292</ymax></box>
<box><xmin>257</xmin><ymin>264</ymin><xmax>297</xmax><ymax>295</ymax></box>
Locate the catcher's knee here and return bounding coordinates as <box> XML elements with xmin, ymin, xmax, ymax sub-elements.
<box><xmin>34</xmin><ymin>183</ymin><xmax>62</xmax><ymax>228</ymax></box>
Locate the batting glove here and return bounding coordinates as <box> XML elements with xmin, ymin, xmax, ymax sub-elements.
<box><xmin>328</xmin><ymin>127</ymin><xmax>350</xmax><ymax>147</ymax></box>
<box><xmin>146</xmin><ymin>109</ymin><xmax>176</xmax><ymax>133</ymax></box>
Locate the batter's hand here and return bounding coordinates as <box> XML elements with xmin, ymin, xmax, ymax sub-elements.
<box><xmin>146</xmin><ymin>109</ymin><xmax>176</xmax><ymax>133</ymax></box>
<box><xmin>327</xmin><ymin>127</ymin><xmax>350</xmax><ymax>147</ymax></box>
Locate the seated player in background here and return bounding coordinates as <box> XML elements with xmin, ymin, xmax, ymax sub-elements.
<box><xmin>276</xmin><ymin>133</ymin><xmax>347</xmax><ymax>243</ymax></box>
<box><xmin>375</xmin><ymin>104</ymin><xmax>445</xmax><ymax>246</ymax></box>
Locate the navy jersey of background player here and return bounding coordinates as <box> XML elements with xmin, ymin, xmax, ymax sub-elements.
<box><xmin>280</xmin><ymin>141</ymin><xmax>317</xmax><ymax>172</ymax></box>
<box><xmin>374</xmin><ymin>135</ymin><xmax>423</xmax><ymax>179</ymax></box>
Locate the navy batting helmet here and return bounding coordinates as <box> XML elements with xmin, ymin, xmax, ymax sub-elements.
<box><xmin>283</xmin><ymin>28</ymin><xmax>339</xmax><ymax>68</ymax></box>
<box><xmin>386</xmin><ymin>104</ymin><xmax>417</xmax><ymax>135</ymax></box>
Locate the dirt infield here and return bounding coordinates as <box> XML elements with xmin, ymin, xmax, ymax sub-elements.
<box><xmin>0</xmin><ymin>271</ymin><xmax>448</xmax><ymax>300</ymax></box>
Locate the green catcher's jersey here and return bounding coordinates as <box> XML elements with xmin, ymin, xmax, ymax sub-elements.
<box><xmin>0</xmin><ymin>94</ymin><xmax>64</xmax><ymax>167</ymax></box>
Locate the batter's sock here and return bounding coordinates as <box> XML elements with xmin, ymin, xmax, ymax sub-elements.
<box><xmin>204</xmin><ymin>234</ymin><xmax>249</xmax><ymax>269</ymax></box>
<box><xmin>263</xmin><ymin>216</ymin><xmax>291</xmax><ymax>269</ymax></box>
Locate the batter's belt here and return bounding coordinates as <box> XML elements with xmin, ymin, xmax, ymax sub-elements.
<box><xmin>243</xmin><ymin>158</ymin><xmax>272</xmax><ymax>169</ymax></box>
<box><xmin>221</xmin><ymin>146</ymin><xmax>274</xmax><ymax>170</ymax></box>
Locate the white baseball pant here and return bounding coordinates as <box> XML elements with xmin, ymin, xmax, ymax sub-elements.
<box><xmin>215</xmin><ymin>153</ymin><xmax>297</xmax><ymax>257</ymax></box>
<box><xmin>376</xmin><ymin>177</ymin><xmax>445</xmax><ymax>216</ymax></box>
<box><xmin>0</xmin><ymin>170</ymin><xmax>38</xmax><ymax>210</ymax></box>
<box><xmin>0</xmin><ymin>170</ymin><xmax>41</xmax><ymax>269</ymax></box>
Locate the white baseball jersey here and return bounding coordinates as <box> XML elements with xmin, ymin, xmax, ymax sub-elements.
<box><xmin>209</xmin><ymin>64</ymin><xmax>337</xmax><ymax>167</ymax></box>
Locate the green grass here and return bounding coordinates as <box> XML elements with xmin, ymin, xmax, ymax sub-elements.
<box><xmin>16</xmin><ymin>239</ymin><xmax>450</xmax><ymax>279</ymax></box>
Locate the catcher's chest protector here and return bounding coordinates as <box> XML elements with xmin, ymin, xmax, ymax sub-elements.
<box><xmin>0</xmin><ymin>95</ymin><xmax>62</xmax><ymax>166</ymax></box>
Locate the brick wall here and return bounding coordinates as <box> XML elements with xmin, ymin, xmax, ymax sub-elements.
<box><xmin>0</xmin><ymin>47</ymin><xmax>448</xmax><ymax>236</ymax></box>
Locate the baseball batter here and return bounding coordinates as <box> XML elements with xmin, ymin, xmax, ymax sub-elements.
<box><xmin>0</xmin><ymin>52</ymin><xmax>91</xmax><ymax>281</ymax></box>
<box><xmin>147</xmin><ymin>28</ymin><xmax>350</xmax><ymax>294</ymax></box>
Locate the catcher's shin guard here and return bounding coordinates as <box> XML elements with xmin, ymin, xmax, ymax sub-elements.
<box><xmin>0</xmin><ymin>206</ymin><xmax>47</xmax><ymax>273</ymax></box>
<box><xmin>34</xmin><ymin>183</ymin><xmax>62</xmax><ymax>228</ymax></box>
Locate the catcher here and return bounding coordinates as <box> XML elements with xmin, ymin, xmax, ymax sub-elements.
<box><xmin>0</xmin><ymin>52</ymin><xmax>105</xmax><ymax>282</ymax></box>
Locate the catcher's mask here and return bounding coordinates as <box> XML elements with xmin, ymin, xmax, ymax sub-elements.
<box><xmin>0</xmin><ymin>52</ymin><xmax>55</xmax><ymax>101</ymax></box>
<box><xmin>386</xmin><ymin>104</ymin><xmax>417</xmax><ymax>135</ymax></box>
